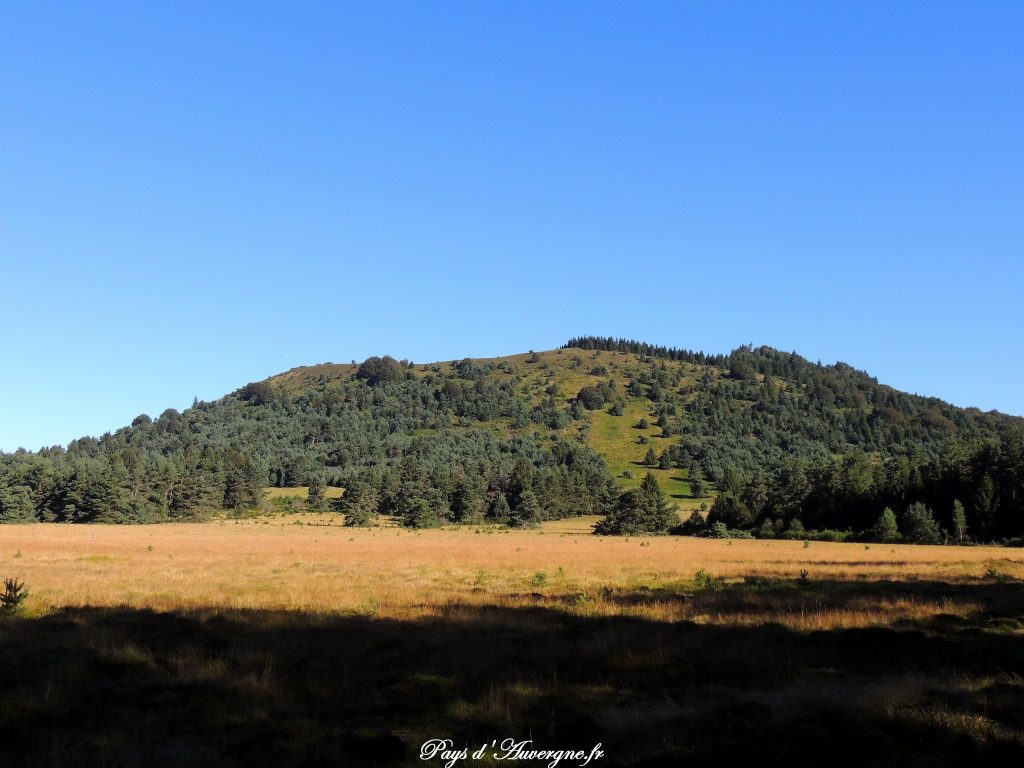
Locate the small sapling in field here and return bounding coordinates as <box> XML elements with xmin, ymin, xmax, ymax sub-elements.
<box><xmin>1</xmin><ymin>578</ymin><xmax>29</xmax><ymax>615</ymax></box>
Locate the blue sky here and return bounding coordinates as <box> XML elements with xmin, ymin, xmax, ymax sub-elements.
<box><xmin>2</xmin><ymin>1</ymin><xmax>1022</xmax><ymax>451</ymax></box>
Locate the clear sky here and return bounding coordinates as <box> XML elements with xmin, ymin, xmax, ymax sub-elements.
<box><xmin>2</xmin><ymin>1</ymin><xmax>1022</xmax><ymax>451</ymax></box>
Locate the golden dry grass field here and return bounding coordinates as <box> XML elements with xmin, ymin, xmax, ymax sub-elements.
<box><xmin>3</xmin><ymin>519</ymin><xmax>1024</xmax><ymax>767</ymax></box>
<box><xmin>2</xmin><ymin>517</ymin><xmax>1022</xmax><ymax>624</ymax></box>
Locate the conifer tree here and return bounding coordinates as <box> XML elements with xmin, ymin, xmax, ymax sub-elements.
<box><xmin>489</xmin><ymin>491</ymin><xmax>511</xmax><ymax>524</ymax></box>
<box><xmin>336</xmin><ymin>481</ymin><xmax>379</xmax><ymax>527</ymax></box>
<box><xmin>306</xmin><ymin>476</ymin><xmax>326</xmax><ymax>511</ymax></box>
<box><xmin>509</xmin><ymin>488</ymin><xmax>543</xmax><ymax>528</ymax></box>
<box><xmin>870</xmin><ymin>507</ymin><xmax>901</xmax><ymax>543</ymax></box>
<box><xmin>902</xmin><ymin>502</ymin><xmax>941</xmax><ymax>544</ymax></box>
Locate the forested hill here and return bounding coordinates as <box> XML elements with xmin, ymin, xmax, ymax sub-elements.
<box><xmin>1</xmin><ymin>338</ymin><xmax>1022</xmax><ymax>541</ymax></box>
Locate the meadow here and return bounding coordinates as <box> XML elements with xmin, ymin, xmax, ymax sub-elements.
<box><xmin>2</xmin><ymin>518</ymin><xmax>1024</xmax><ymax>766</ymax></box>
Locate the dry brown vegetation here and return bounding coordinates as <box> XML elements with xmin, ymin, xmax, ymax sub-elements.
<box><xmin>2</xmin><ymin>520</ymin><xmax>1023</xmax><ymax>766</ymax></box>
<box><xmin>3</xmin><ymin>517</ymin><xmax>1021</xmax><ymax>621</ymax></box>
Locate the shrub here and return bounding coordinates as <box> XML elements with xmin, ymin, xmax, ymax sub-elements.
<box><xmin>780</xmin><ymin>519</ymin><xmax>806</xmax><ymax>539</ymax></box>
<box><xmin>694</xmin><ymin>569</ymin><xmax>722</xmax><ymax>591</ymax></box>
<box><xmin>707</xmin><ymin>521</ymin><xmax>729</xmax><ymax>538</ymax></box>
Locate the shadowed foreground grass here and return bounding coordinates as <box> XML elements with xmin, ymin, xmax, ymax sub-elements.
<box><xmin>2</xmin><ymin>579</ymin><xmax>1023</xmax><ymax>767</ymax></box>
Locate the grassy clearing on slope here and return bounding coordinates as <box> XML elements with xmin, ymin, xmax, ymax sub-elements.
<box><xmin>588</xmin><ymin>400</ymin><xmax>705</xmax><ymax>512</ymax></box>
<box><xmin>262</xmin><ymin>485</ymin><xmax>345</xmax><ymax>501</ymax></box>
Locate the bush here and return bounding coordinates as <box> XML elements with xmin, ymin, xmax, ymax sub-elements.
<box><xmin>693</xmin><ymin>569</ymin><xmax>722</xmax><ymax>591</ymax></box>
<box><xmin>779</xmin><ymin>519</ymin><xmax>806</xmax><ymax>539</ymax></box>
<box><xmin>707</xmin><ymin>521</ymin><xmax>730</xmax><ymax>538</ymax></box>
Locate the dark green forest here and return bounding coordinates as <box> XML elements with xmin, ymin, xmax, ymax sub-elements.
<box><xmin>0</xmin><ymin>354</ymin><xmax>617</xmax><ymax>527</ymax></box>
<box><xmin>2</xmin><ymin>338</ymin><xmax>1022</xmax><ymax>543</ymax></box>
<box><xmin>567</xmin><ymin>337</ymin><xmax>1024</xmax><ymax>542</ymax></box>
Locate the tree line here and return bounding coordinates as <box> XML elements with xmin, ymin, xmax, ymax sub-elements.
<box><xmin>0</xmin><ymin>356</ymin><xmax>617</xmax><ymax>525</ymax></box>
<box><xmin>696</xmin><ymin>434</ymin><xmax>1024</xmax><ymax>543</ymax></box>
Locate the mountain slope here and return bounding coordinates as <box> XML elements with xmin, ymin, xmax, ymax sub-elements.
<box><xmin>1</xmin><ymin>338</ymin><xmax>1022</xmax><ymax>538</ymax></box>
<box><xmin>265</xmin><ymin>340</ymin><xmax>1022</xmax><ymax>500</ymax></box>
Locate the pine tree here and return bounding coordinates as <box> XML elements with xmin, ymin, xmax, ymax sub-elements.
<box><xmin>489</xmin><ymin>491</ymin><xmax>511</xmax><ymax>524</ymax></box>
<box><xmin>509</xmin><ymin>488</ymin><xmax>543</xmax><ymax>528</ymax></box>
<box><xmin>707</xmin><ymin>491</ymin><xmax>753</xmax><ymax>530</ymax></box>
<box><xmin>644</xmin><ymin>447</ymin><xmax>658</xmax><ymax>467</ymax></box>
<box><xmin>974</xmin><ymin>474</ymin><xmax>998</xmax><ymax>539</ymax></box>
<box><xmin>401</xmin><ymin>496</ymin><xmax>439</xmax><ymax>528</ymax></box>
<box><xmin>680</xmin><ymin>509</ymin><xmax>707</xmax><ymax>535</ymax></box>
<box><xmin>902</xmin><ymin>502</ymin><xmax>941</xmax><ymax>544</ymax></box>
<box><xmin>688</xmin><ymin>465</ymin><xmax>705</xmax><ymax>499</ymax></box>
<box><xmin>870</xmin><ymin>507</ymin><xmax>901</xmax><ymax>543</ymax></box>
<box><xmin>68</xmin><ymin>463</ymin><xmax>125</xmax><ymax>523</ymax></box>
<box><xmin>595</xmin><ymin>489</ymin><xmax>646</xmax><ymax>535</ymax></box>
<box><xmin>0</xmin><ymin>478</ymin><xmax>34</xmax><ymax>522</ymax></box>
<box><xmin>598</xmin><ymin>473</ymin><xmax>675</xmax><ymax>535</ymax></box>
<box><xmin>306</xmin><ymin>476</ymin><xmax>326</xmax><ymax>511</ymax></box>
<box><xmin>450</xmin><ymin>478</ymin><xmax>484</xmax><ymax>523</ymax></box>
<box><xmin>638</xmin><ymin>472</ymin><xmax>675</xmax><ymax>532</ymax></box>
<box><xmin>336</xmin><ymin>481</ymin><xmax>379</xmax><ymax>527</ymax></box>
